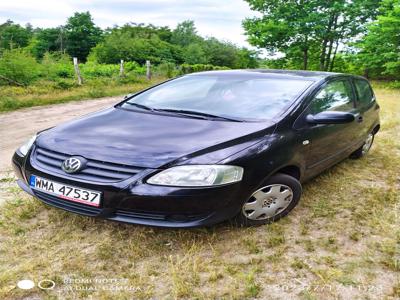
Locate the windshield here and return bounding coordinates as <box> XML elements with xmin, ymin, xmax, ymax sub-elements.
<box><xmin>122</xmin><ymin>74</ymin><xmax>313</xmax><ymax>120</ymax></box>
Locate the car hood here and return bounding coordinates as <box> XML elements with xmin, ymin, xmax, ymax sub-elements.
<box><xmin>36</xmin><ymin>107</ymin><xmax>275</xmax><ymax>168</ymax></box>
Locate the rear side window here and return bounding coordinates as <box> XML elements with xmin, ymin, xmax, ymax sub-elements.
<box><xmin>354</xmin><ymin>79</ymin><xmax>374</xmax><ymax>107</ymax></box>
<box><xmin>310</xmin><ymin>80</ymin><xmax>354</xmax><ymax>114</ymax></box>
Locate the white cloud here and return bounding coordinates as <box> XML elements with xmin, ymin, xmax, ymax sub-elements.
<box><xmin>0</xmin><ymin>0</ymin><xmax>257</xmax><ymax>47</ymax></box>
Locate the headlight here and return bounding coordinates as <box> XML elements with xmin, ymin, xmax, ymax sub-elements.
<box><xmin>147</xmin><ymin>165</ymin><xmax>244</xmax><ymax>187</ymax></box>
<box><xmin>18</xmin><ymin>134</ymin><xmax>37</xmax><ymax>156</ymax></box>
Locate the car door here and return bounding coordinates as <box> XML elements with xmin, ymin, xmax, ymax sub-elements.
<box><xmin>352</xmin><ymin>78</ymin><xmax>378</xmax><ymax>141</ymax></box>
<box><xmin>295</xmin><ymin>78</ymin><xmax>359</xmax><ymax>175</ymax></box>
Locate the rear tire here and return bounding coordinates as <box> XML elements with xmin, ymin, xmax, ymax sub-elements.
<box><xmin>233</xmin><ymin>173</ymin><xmax>302</xmax><ymax>227</ymax></box>
<box><xmin>350</xmin><ymin>133</ymin><xmax>374</xmax><ymax>159</ymax></box>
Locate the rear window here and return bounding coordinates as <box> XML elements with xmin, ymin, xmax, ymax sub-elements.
<box><xmin>354</xmin><ymin>79</ymin><xmax>374</xmax><ymax>107</ymax></box>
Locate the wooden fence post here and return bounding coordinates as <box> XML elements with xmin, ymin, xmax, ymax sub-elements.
<box><xmin>146</xmin><ymin>60</ymin><xmax>151</xmax><ymax>80</ymax></box>
<box><xmin>119</xmin><ymin>59</ymin><xmax>124</xmax><ymax>77</ymax></box>
<box><xmin>73</xmin><ymin>57</ymin><xmax>83</xmax><ymax>85</ymax></box>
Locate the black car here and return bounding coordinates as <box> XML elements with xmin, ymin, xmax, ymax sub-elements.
<box><xmin>12</xmin><ymin>70</ymin><xmax>380</xmax><ymax>227</ymax></box>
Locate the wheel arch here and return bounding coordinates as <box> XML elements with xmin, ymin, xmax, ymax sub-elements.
<box><xmin>272</xmin><ymin>165</ymin><xmax>301</xmax><ymax>181</ymax></box>
<box><xmin>372</xmin><ymin>124</ymin><xmax>380</xmax><ymax>135</ymax></box>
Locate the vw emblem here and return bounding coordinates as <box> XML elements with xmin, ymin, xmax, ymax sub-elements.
<box><xmin>61</xmin><ymin>157</ymin><xmax>85</xmax><ymax>174</ymax></box>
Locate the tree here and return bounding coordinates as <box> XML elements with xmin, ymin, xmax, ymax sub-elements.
<box><xmin>90</xmin><ymin>30</ymin><xmax>181</xmax><ymax>64</ymax></box>
<box><xmin>243</xmin><ymin>0</ymin><xmax>381</xmax><ymax>71</ymax></box>
<box><xmin>87</xmin><ymin>20</ymin><xmax>258</xmax><ymax>68</ymax></box>
<box><xmin>171</xmin><ymin>20</ymin><xmax>200</xmax><ymax>46</ymax></box>
<box><xmin>236</xmin><ymin>48</ymin><xmax>259</xmax><ymax>68</ymax></box>
<box><xmin>357</xmin><ymin>0</ymin><xmax>400</xmax><ymax>78</ymax></box>
<box><xmin>202</xmin><ymin>38</ymin><xmax>238</xmax><ymax>68</ymax></box>
<box><xmin>0</xmin><ymin>20</ymin><xmax>32</xmax><ymax>50</ymax></box>
<box><xmin>29</xmin><ymin>27</ymin><xmax>66</xmax><ymax>59</ymax></box>
<box><xmin>64</xmin><ymin>12</ymin><xmax>103</xmax><ymax>62</ymax></box>
<box><xmin>183</xmin><ymin>43</ymin><xmax>207</xmax><ymax>64</ymax></box>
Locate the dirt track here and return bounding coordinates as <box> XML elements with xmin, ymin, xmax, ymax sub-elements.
<box><xmin>0</xmin><ymin>96</ymin><xmax>121</xmax><ymax>173</ymax></box>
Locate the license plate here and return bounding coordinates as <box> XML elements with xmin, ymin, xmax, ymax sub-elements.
<box><xmin>29</xmin><ymin>175</ymin><xmax>101</xmax><ymax>207</ymax></box>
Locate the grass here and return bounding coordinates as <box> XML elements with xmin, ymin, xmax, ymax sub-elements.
<box><xmin>0</xmin><ymin>86</ymin><xmax>399</xmax><ymax>299</ymax></box>
<box><xmin>0</xmin><ymin>76</ymin><xmax>166</xmax><ymax>112</ymax></box>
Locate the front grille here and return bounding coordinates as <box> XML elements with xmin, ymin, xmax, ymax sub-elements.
<box><xmin>114</xmin><ymin>209</ymin><xmax>208</xmax><ymax>222</ymax></box>
<box><xmin>31</xmin><ymin>146</ymin><xmax>144</xmax><ymax>183</ymax></box>
<box><xmin>34</xmin><ymin>190</ymin><xmax>102</xmax><ymax>216</ymax></box>
<box><xmin>115</xmin><ymin>209</ymin><xmax>166</xmax><ymax>220</ymax></box>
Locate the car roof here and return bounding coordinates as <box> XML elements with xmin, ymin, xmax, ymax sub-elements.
<box><xmin>187</xmin><ymin>69</ymin><xmax>357</xmax><ymax>82</ymax></box>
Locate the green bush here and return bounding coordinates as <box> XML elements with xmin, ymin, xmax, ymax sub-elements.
<box><xmin>382</xmin><ymin>80</ymin><xmax>400</xmax><ymax>89</ymax></box>
<box><xmin>79</xmin><ymin>61</ymin><xmax>146</xmax><ymax>79</ymax></box>
<box><xmin>80</xmin><ymin>62</ymin><xmax>119</xmax><ymax>78</ymax></box>
<box><xmin>124</xmin><ymin>61</ymin><xmax>140</xmax><ymax>72</ymax></box>
<box><xmin>41</xmin><ymin>52</ymin><xmax>74</xmax><ymax>79</ymax></box>
<box><xmin>155</xmin><ymin>62</ymin><xmax>177</xmax><ymax>78</ymax></box>
<box><xmin>0</xmin><ymin>49</ymin><xmax>42</xmax><ymax>85</ymax></box>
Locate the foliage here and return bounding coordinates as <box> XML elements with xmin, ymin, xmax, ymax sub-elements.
<box><xmin>154</xmin><ymin>62</ymin><xmax>178</xmax><ymax>78</ymax></box>
<box><xmin>64</xmin><ymin>12</ymin><xmax>103</xmax><ymax>62</ymax></box>
<box><xmin>183</xmin><ymin>43</ymin><xmax>207</xmax><ymax>64</ymax></box>
<box><xmin>0</xmin><ymin>49</ymin><xmax>41</xmax><ymax>85</ymax></box>
<box><xmin>29</xmin><ymin>27</ymin><xmax>65</xmax><ymax>59</ymax></box>
<box><xmin>0</xmin><ymin>15</ymin><xmax>258</xmax><ymax>84</ymax></box>
<box><xmin>244</xmin><ymin>0</ymin><xmax>381</xmax><ymax>71</ymax></box>
<box><xmin>80</xmin><ymin>62</ymin><xmax>120</xmax><ymax>78</ymax></box>
<box><xmin>91</xmin><ymin>32</ymin><xmax>181</xmax><ymax>65</ymax></box>
<box><xmin>40</xmin><ymin>52</ymin><xmax>74</xmax><ymax>79</ymax></box>
<box><xmin>89</xmin><ymin>21</ymin><xmax>257</xmax><ymax>68</ymax></box>
<box><xmin>0</xmin><ymin>20</ymin><xmax>32</xmax><ymax>50</ymax></box>
<box><xmin>1</xmin><ymin>4</ymin><xmax>400</xmax><ymax>91</ymax></box>
<box><xmin>356</xmin><ymin>0</ymin><xmax>400</xmax><ymax>79</ymax></box>
<box><xmin>171</xmin><ymin>20</ymin><xmax>200</xmax><ymax>46</ymax></box>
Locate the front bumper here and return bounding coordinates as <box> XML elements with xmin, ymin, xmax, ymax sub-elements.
<box><xmin>12</xmin><ymin>151</ymin><xmax>246</xmax><ymax>228</ymax></box>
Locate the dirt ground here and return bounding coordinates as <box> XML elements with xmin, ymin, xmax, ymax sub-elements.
<box><xmin>0</xmin><ymin>96</ymin><xmax>121</xmax><ymax>203</ymax></box>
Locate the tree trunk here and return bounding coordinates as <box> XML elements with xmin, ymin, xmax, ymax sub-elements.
<box><xmin>324</xmin><ymin>15</ymin><xmax>338</xmax><ymax>71</ymax></box>
<box><xmin>325</xmin><ymin>39</ymin><xmax>334</xmax><ymax>71</ymax></box>
<box><xmin>0</xmin><ymin>75</ymin><xmax>25</xmax><ymax>86</ymax></box>
<box><xmin>319</xmin><ymin>40</ymin><xmax>328</xmax><ymax>71</ymax></box>
<box><xmin>303</xmin><ymin>35</ymin><xmax>308</xmax><ymax>70</ymax></box>
<box><xmin>329</xmin><ymin>40</ymin><xmax>340</xmax><ymax>71</ymax></box>
<box><xmin>320</xmin><ymin>14</ymin><xmax>335</xmax><ymax>70</ymax></box>
<box><xmin>303</xmin><ymin>47</ymin><xmax>308</xmax><ymax>70</ymax></box>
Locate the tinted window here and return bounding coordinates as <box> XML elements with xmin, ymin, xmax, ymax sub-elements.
<box><xmin>123</xmin><ymin>75</ymin><xmax>313</xmax><ymax>120</ymax></box>
<box><xmin>310</xmin><ymin>80</ymin><xmax>354</xmax><ymax>113</ymax></box>
<box><xmin>354</xmin><ymin>79</ymin><xmax>374</xmax><ymax>106</ymax></box>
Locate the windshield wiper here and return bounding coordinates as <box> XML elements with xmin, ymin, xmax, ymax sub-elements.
<box><xmin>154</xmin><ymin>108</ymin><xmax>244</xmax><ymax>122</ymax></box>
<box><xmin>123</xmin><ymin>102</ymin><xmax>155</xmax><ymax>112</ymax></box>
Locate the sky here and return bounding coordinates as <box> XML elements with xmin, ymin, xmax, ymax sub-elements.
<box><xmin>0</xmin><ymin>0</ymin><xmax>259</xmax><ymax>48</ymax></box>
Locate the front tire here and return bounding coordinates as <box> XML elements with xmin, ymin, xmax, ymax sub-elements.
<box><xmin>234</xmin><ymin>173</ymin><xmax>302</xmax><ymax>226</ymax></box>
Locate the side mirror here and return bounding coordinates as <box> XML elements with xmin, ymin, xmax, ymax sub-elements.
<box><xmin>306</xmin><ymin>111</ymin><xmax>355</xmax><ymax>125</ymax></box>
